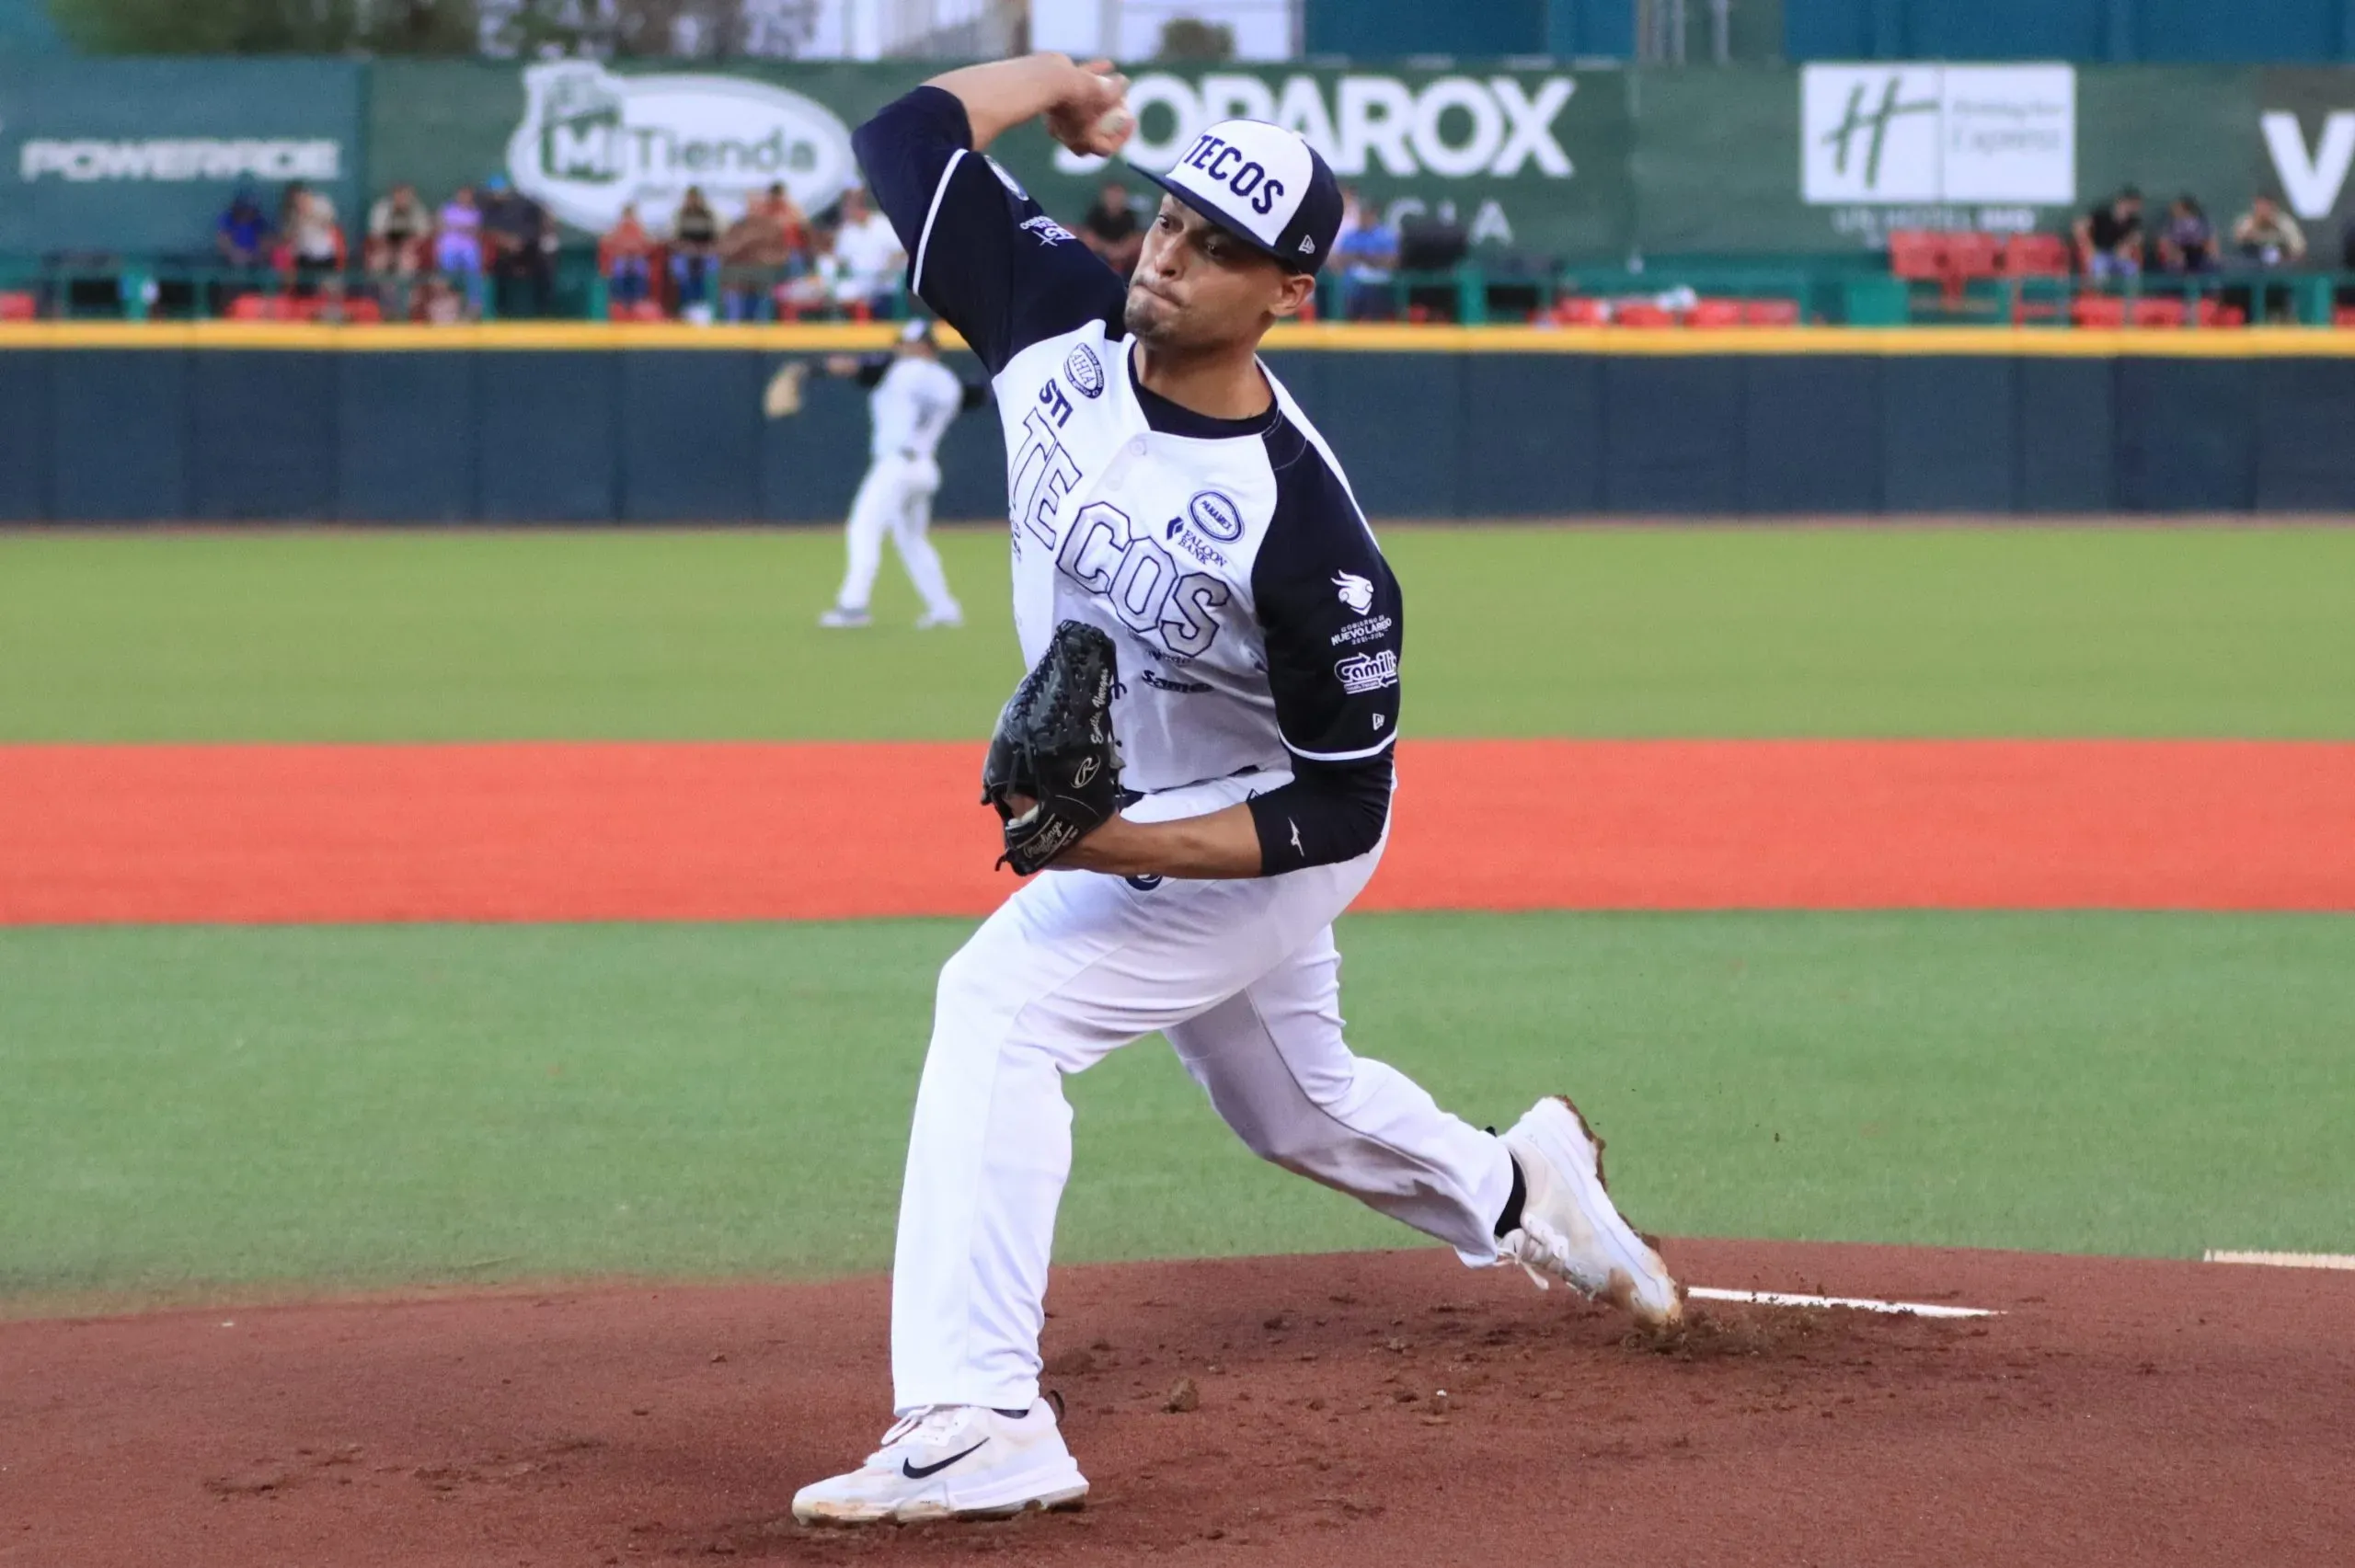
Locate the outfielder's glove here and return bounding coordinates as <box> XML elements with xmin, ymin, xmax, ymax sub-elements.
<box><xmin>982</xmin><ymin>621</ymin><xmax>1124</xmax><ymax>876</ymax></box>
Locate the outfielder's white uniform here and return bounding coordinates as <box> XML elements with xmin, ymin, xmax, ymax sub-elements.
<box><xmin>858</xmin><ymin>90</ymin><xmax>1516</xmax><ymax>1418</ymax></box>
<box><xmin>833</xmin><ymin>353</ymin><xmax>966</xmax><ymax>624</ymax></box>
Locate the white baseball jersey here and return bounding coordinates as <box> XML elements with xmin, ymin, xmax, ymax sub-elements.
<box><xmin>867</xmin><ymin>355</ymin><xmax>966</xmax><ymax>464</ymax></box>
<box><xmin>857</xmin><ymin>90</ymin><xmax>1404</xmax><ymax>806</ymax></box>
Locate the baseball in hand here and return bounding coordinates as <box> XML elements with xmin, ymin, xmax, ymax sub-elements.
<box><xmin>1096</xmin><ymin>105</ymin><xmax>1135</xmax><ymax>142</ymax></box>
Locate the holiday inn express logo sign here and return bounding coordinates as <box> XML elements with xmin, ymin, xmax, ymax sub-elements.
<box><xmin>1802</xmin><ymin>63</ymin><xmax>2075</xmax><ymax>206</ymax></box>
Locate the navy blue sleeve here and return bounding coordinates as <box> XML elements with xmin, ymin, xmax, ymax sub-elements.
<box><xmin>1242</xmin><ymin>417</ymin><xmax>1403</xmax><ymax>874</ymax></box>
<box><xmin>852</xmin><ymin>86</ymin><xmax>1128</xmax><ymax>375</ymax></box>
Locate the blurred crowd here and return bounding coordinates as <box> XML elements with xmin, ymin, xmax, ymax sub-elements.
<box><xmin>2073</xmin><ymin>184</ymin><xmax>2355</xmax><ymax>315</ymax></box>
<box><xmin>211</xmin><ymin>175</ymin><xmax>919</xmax><ymax>324</ymax></box>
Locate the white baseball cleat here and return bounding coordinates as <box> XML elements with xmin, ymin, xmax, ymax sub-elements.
<box><xmin>791</xmin><ymin>1401</ymin><xmax>1087</xmax><ymax>1526</ymax></box>
<box><xmin>914</xmin><ymin>608</ymin><xmax>964</xmax><ymax>629</ymax></box>
<box><xmin>1497</xmin><ymin>1095</ymin><xmax>1684</xmax><ymax>1329</ymax></box>
<box><xmin>817</xmin><ymin>605</ymin><xmax>872</xmax><ymax>629</ymax></box>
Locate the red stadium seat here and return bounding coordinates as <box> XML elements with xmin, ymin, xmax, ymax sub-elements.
<box><xmin>2001</xmin><ymin>234</ymin><xmax>2073</xmax><ymax>278</ymax></box>
<box><xmin>1550</xmin><ymin>295</ymin><xmax>1605</xmax><ymax>326</ymax></box>
<box><xmin>1613</xmin><ymin>302</ymin><xmax>1680</xmax><ymax>328</ymax></box>
<box><xmin>2070</xmin><ymin>294</ymin><xmax>2127</xmax><ymax>328</ymax></box>
<box><xmin>2335</xmin><ymin>306</ymin><xmax>2355</xmax><ymax>328</ymax></box>
<box><xmin>2130</xmin><ymin>297</ymin><xmax>2187</xmax><ymax>328</ymax></box>
<box><xmin>0</xmin><ymin>291</ymin><xmax>34</xmax><ymax>321</ymax></box>
<box><xmin>1887</xmin><ymin>231</ymin><xmax>1947</xmax><ymax>281</ymax></box>
<box><xmin>1687</xmin><ymin>298</ymin><xmax>1745</xmax><ymax>328</ymax></box>
<box><xmin>2194</xmin><ymin>298</ymin><xmax>2247</xmax><ymax>328</ymax></box>
<box><xmin>228</xmin><ymin>292</ymin><xmax>297</xmax><ymax>321</ymax></box>
<box><xmin>1740</xmin><ymin>298</ymin><xmax>1802</xmax><ymax>326</ymax></box>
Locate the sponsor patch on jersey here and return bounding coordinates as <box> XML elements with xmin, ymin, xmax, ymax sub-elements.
<box><xmin>1064</xmin><ymin>344</ymin><xmax>1105</xmax><ymax>398</ymax></box>
<box><xmin>1188</xmin><ymin>490</ymin><xmax>1246</xmax><ymax>543</ymax></box>
<box><xmin>1335</xmin><ymin>649</ymin><xmax>1399</xmax><ymax>695</ymax></box>
<box><xmin>1333</xmin><ymin>570</ymin><xmax>1375</xmax><ymax>614</ymax></box>
<box><xmin>1140</xmin><ymin>668</ymin><xmax>1213</xmax><ymax>694</ymax></box>
<box><xmin>1330</xmin><ymin>614</ymin><xmax>1393</xmax><ymax>647</ymax></box>
<box><xmin>986</xmin><ymin>156</ymin><xmax>1029</xmax><ymax>199</ymax></box>
<box><xmin>1164</xmin><ymin>516</ymin><xmax>1228</xmax><ymax>569</ymax></box>
<box><xmin>1021</xmin><ymin>214</ymin><xmax>1075</xmax><ymax>246</ymax></box>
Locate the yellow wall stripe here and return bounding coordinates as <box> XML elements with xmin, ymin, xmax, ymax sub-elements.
<box><xmin>5</xmin><ymin>320</ymin><xmax>2355</xmax><ymax>358</ymax></box>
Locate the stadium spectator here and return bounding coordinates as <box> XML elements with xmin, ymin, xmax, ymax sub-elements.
<box><xmin>829</xmin><ymin>187</ymin><xmax>905</xmax><ymax>317</ymax></box>
<box><xmin>2155</xmin><ymin>195</ymin><xmax>2218</xmax><ymax>274</ymax></box>
<box><xmin>749</xmin><ymin>181</ymin><xmax>813</xmax><ymax>255</ymax></box>
<box><xmin>1078</xmin><ymin>180</ymin><xmax>1143</xmax><ymax>277</ymax></box>
<box><xmin>1333</xmin><ymin>189</ymin><xmax>1398</xmax><ymax>320</ymax></box>
<box><xmin>280</xmin><ymin>181</ymin><xmax>345</xmax><ymax>296</ymax></box>
<box><xmin>366</xmin><ymin>184</ymin><xmax>433</xmax><ymax>276</ymax></box>
<box><xmin>482</xmin><ymin>176</ymin><xmax>555</xmax><ymax>319</ymax></box>
<box><xmin>2074</xmin><ymin>187</ymin><xmax>2144</xmax><ymax>281</ymax></box>
<box><xmin>779</xmin><ymin>225</ymin><xmax>843</xmax><ymax>318</ymax></box>
<box><xmin>2230</xmin><ymin>194</ymin><xmax>2306</xmax><ymax>269</ymax></box>
<box><xmin>215</xmin><ymin>182</ymin><xmax>271</xmax><ymax>269</ymax></box>
<box><xmin>719</xmin><ymin>198</ymin><xmax>796</xmax><ymax>321</ymax></box>
<box><xmin>671</xmin><ymin>186</ymin><xmax>722</xmax><ymax>319</ymax></box>
<box><xmin>2227</xmin><ymin>193</ymin><xmax>2308</xmax><ymax>323</ymax></box>
<box><xmin>435</xmin><ymin>187</ymin><xmax>485</xmax><ymax>278</ymax></box>
<box><xmin>600</xmin><ymin>203</ymin><xmax>657</xmax><ymax>310</ymax></box>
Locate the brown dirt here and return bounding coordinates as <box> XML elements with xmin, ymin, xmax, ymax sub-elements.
<box><xmin>4</xmin><ymin>1241</ymin><xmax>2349</xmax><ymax>1567</ymax></box>
<box><xmin>4</xmin><ymin>739</ymin><xmax>2350</xmax><ymax>924</ymax></box>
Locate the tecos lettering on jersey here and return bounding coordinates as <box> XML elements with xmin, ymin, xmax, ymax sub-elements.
<box><xmin>854</xmin><ymin>86</ymin><xmax>1396</xmax><ymax>795</ymax></box>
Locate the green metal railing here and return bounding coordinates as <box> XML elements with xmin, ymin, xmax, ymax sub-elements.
<box><xmin>6</xmin><ymin>252</ymin><xmax>2354</xmax><ymax>329</ymax></box>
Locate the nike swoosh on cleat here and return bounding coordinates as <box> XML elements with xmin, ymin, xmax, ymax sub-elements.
<box><xmin>901</xmin><ymin>1439</ymin><xmax>988</xmax><ymax>1480</ymax></box>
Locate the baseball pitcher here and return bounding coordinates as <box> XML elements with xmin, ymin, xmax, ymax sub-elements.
<box><xmin>791</xmin><ymin>54</ymin><xmax>1682</xmax><ymax>1527</ymax></box>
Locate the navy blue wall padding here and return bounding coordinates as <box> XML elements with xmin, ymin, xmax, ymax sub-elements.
<box><xmin>338</xmin><ymin>352</ymin><xmax>477</xmax><ymax>522</ymax></box>
<box><xmin>1603</xmin><ymin>358</ymin><xmax>1745</xmax><ymax>513</ymax></box>
<box><xmin>1742</xmin><ymin>356</ymin><xmax>1882</xmax><ymax>514</ymax></box>
<box><xmin>475</xmin><ymin>351</ymin><xmax>620</xmax><ymax>522</ymax></box>
<box><xmin>1881</xmin><ymin>355</ymin><xmax>2016</xmax><ymax>513</ymax></box>
<box><xmin>1458</xmin><ymin>354</ymin><xmax>1606</xmax><ymax>515</ymax></box>
<box><xmin>619</xmin><ymin>351</ymin><xmax>764</xmax><ymax>521</ymax></box>
<box><xmin>2014</xmin><ymin>358</ymin><xmax>2118</xmax><ymax>513</ymax></box>
<box><xmin>188</xmin><ymin>350</ymin><xmax>339</xmax><ymax>521</ymax></box>
<box><xmin>2252</xmin><ymin>359</ymin><xmax>2355</xmax><ymax>510</ymax></box>
<box><xmin>762</xmin><ymin>358</ymin><xmax>877</xmax><ymax>521</ymax></box>
<box><xmin>2114</xmin><ymin>358</ymin><xmax>2257</xmax><ymax>512</ymax></box>
<box><xmin>0</xmin><ymin>351</ymin><xmax>50</xmax><ymax>521</ymax></box>
<box><xmin>1311</xmin><ymin>351</ymin><xmax>1463</xmax><ymax>518</ymax></box>
<box><xmin>18</xmin><ymin>346</ymin><xmax>2355</xmax><ymax>521</ymax></box>
<box><xmin>51</xmin><ymin>349</ymin><xmax>186</xmax><ymax>521</ymax></box>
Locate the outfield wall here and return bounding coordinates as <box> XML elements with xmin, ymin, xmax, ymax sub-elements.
<box><xmin>5</xmin><ymin>326</ymin><xmax>2354</xmax><ymax>521</ymax></box>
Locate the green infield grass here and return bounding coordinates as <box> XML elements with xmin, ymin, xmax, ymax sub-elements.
<box><xmin>3</xmin><ymin>526</ymin><xmax>2349</xmax><ymax>742</ymax></box>
<box><xmin>5</xmin><ymin>911</ymin><xmax>2349</xmax><ymax>1305</ymax></box>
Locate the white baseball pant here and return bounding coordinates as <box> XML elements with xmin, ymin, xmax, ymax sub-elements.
<box><xmin>834</xmin><ymin>453</ymin><xmax>961</xmax><ymax>622</ymax></box>
<box><xmin>890</xmin><ymin>772</ymin><xmax>1516</xmax><ymax>1415</ymax></box>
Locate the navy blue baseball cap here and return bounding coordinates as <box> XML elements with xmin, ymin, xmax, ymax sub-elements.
<box><xmin>1132</xmin><ymin>120</ymin><xmax>1343</xmax><ymax>275</ymax></box>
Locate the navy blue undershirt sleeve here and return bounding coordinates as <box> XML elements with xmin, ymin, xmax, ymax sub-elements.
<box><xmin>1243</xmin><ymin>416</ymin><xmax>1403</xmax><ymax>874</ymax></box>
<box><xmin>852</xmin><ymin>86</ymin><xmax>1127</xmax><ymax>374</ymax></box>
<box><xmin>851</xmin><ymin>356</ymin><xmax>889</xmax><ymax>388</ymax></box>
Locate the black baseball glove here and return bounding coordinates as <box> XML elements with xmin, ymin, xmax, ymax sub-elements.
<box><xmin>982</xmin><ymin>621</ymin><xmax>1124</xmax><ymax>876</ymax></box>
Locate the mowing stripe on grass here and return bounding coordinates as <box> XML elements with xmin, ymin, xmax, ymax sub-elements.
<box><xmin>4</xmin><ymin>739</ymin><xmax>2350</xmax><ymax>924</ymax></box>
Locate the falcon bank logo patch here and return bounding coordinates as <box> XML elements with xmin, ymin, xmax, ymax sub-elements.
<box><xmin>1332</xmin><ymin>570</ymin><xmax>1374</xmax><ymax>613</ymax></box>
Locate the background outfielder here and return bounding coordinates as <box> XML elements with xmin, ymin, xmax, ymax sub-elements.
<box><xmin>792</xmin><ymin>54</ymin><xmax>1682</xmax><ymax>1527</ymax></box>
<box><xmin>818</xmin><ymin>317</ymin><xmax>987</xmax><ymax>630</ymax></box>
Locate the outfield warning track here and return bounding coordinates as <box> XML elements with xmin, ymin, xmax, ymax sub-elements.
<box><xmin>2</xmin><ymin>738</ymin><xmax>2349</xmax><ymax>925</ymax></box>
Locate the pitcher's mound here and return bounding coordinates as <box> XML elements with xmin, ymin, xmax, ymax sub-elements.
<box><xmin>7</xmin><ymin>1240</ymin><xmax>2351</xmax><ymax>1565</ymax></box>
